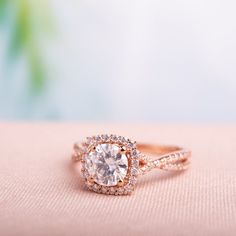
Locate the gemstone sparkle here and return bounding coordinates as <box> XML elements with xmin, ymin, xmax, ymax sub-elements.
<box><xmin>85</xmin><ymin>143</ymin><xmax>128</xmax><ymax>186</ymax></box>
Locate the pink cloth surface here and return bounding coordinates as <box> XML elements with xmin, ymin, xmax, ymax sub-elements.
<box><xmin>0</xmin><ymin>123</ymin><xmax>236</xmax><ymax>236</ymax></box>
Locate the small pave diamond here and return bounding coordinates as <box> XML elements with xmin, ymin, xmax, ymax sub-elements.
<box><xmin>85</xmin><ymin>143</ymin><xmax>128</xmax><ymax>186</ymax></box>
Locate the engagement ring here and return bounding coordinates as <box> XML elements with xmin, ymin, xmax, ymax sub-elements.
<box><xmin>72</xmin><ymin>134</ymin><xmax>191</xmax><ymax>195</ymax></box>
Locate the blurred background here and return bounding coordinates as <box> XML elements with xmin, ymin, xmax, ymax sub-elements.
<box><xmin>0</xmin><ymin>0</ymin><xmax>235</xmax><ymax>122</ymax></box>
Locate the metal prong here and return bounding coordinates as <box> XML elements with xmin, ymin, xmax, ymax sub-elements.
<box><xmin>120</xmin><ymin>146</ymin><xmax>126</xmax><ymax>153</ymax></box>
<box><xmin>117</xmin><ymin>179</ymin><xmax>124</xmax><ymax>187</ymax></box>
<box><xmin>88</xmin><ymin>176</ymin><xmax>95</xmax><ymax>183</ymax></box>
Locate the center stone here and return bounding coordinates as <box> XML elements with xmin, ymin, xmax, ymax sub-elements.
<box><xmin>85</xmin><ymin>143</ymin><xmax>128</xmax><ymax>186</ymax></box>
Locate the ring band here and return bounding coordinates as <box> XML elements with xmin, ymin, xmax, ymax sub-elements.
<box><xmin>72</xmin><ymin>134</ymin><xmax>191</xmax><ymax>195</ymax></box>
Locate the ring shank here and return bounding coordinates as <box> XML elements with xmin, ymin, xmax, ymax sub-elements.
<box><xmin>137</xmin><ymin>143</ymin><xmax>191</xmax><ymax>174</ymax></box>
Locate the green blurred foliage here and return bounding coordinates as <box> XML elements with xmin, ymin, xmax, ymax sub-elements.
<box><xmin>0</xmin><ymin>0</ymin><xmax>52</xmax><ymax>93</ymax></box>
<box><xmin>0</xmin><ymin>0</ymin><xmax>7</xmax><ymax>21</ymax></box>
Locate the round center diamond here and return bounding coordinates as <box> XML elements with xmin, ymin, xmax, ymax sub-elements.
<box><xmin>85</xmin><ymin>143</ymin><xmax>128</xmax><ymax>186</ymax></box>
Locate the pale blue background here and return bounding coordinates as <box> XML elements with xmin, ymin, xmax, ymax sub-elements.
<box><xmin>0</xmin><ymin>0</ymin><xmax>236</xmax><ymax>121</ymax></box>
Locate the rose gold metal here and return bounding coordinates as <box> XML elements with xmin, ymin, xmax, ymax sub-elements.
<box><xmin>136</xmin><ymin>143</ymin><xmax>191</xmax><ymax>175</ymax></box>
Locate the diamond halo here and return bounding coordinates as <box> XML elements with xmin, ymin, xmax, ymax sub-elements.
<box><xmin>80</xmin><ymin>134</ymin><xmax>139</xmax><ymax>195</ymax></box>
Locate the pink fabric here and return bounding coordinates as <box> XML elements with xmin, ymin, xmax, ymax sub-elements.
<box><xmin>0</xmin><ymin>123</ymin><xmax>236</xmax><ymax>236</ymax></box>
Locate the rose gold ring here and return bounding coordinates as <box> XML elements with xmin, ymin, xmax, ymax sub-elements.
<box><xmin>72</xmin><ymin>134</ymin><xmax>191</xmax><ymax>195</ymax></box>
